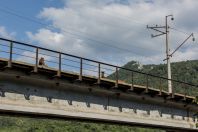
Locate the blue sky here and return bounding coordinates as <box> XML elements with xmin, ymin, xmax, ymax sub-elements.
<box><xmin>0</xmin><ymin>0</ymin><xmax>63</xmax><ymax>40</ymax></box>
<box><xmin>0</xmin><ymin>0</ymin><xmax>197</xmax><ymax>67</ymax></box>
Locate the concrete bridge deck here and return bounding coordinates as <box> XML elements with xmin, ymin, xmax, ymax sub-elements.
<box><xmin>0</xmin><ymin>58</ymin><xmax>196</xmax><ymax>102</ymax></box>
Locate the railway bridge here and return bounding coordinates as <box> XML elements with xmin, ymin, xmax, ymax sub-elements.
<box><xmin>0</xmin><ymin>38</ymin><xmax>198</xmax><ymax>131</ymax></box>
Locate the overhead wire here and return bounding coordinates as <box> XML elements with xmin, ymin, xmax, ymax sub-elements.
<box><xmin>65</xmin><ymin>0</ymin><xmax>146</xmax><ymax>25</ymax></box>
<box><xmin>63</xmin><ymin>0</ymin><xmax>154</xmax><ymax>36</ymax></box>
<box><xmin>0</xmin><ymin>2</ymin><xmax>196</xmax><ymax>64</ymax></box>
<box><xmin>170</xmin><ymin>27</ymin><xmax>197</xmax><ymax>42</ymax></box>
<box><xmin>0</xmin><ymin>6</ymin><xmax>160</xmax><ymax>58</ymax></box>
<box><xmin>170</xmin><ymin>27</ymin><xmax>190</xmax><ymax>36</ymax></box>
<box><xmin>1</xmin><ymin>1</ymin><xmax>195</xmax><ymax>50</ymax></box>
<box><xmin>0</xmin><ymin>2</ymin><xmax>146</xmax><ymax>36</ymax></box>
<box><xmin>167</xmin><ymin>26</ymin><xmax>198</xmax><ymax>63</ymax></box>
<box><xmin>0</xmin><ymin>1</ymin><xmax>197</xmax><ymax>87</ymax></box>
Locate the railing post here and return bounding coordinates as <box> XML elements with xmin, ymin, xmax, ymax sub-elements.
<box><xmin>159</xmin><ymin>78</ymin><xmax>162</xmax><ymax>95</ymax></box>
<box><xmin>34</xmin><ymin>48</ymin><xmax>39</xmax><ymax>72</ymax></box>
<box><xmin>170</xmin><ymin>80</ymin><xmax>174</xmax><ymax>98</ymax></box>
<box><xmin>79</xmin><ymin>58</ymin><xmax>83</xmax><ymax>81</ymax></box>
<box><xmin>146</xmin><ymin>74</ymin><xmax>149</xmax><ymax>93</ymax></box>
<box><xmin>97</xmin><ymin>63</ymin><xmax>101</xmax><ymax>84</ymax></box>
<box><xmin>184</xmin><ymin>83</ymin><xmax>187</xmax><ymax>101</ymax></box>
<box><xmin>7</xmin><ymin>41</ymin><xmax>13</xmax><ymax>68</ymax></box>
<box><xmin>131</xmin><ymin>71</ymin><xmax>134</xmax><ymax>90</ymax></box>
<box><xmin>168</xmin><ymin>79</ymin><xmax>177</xmax><ymax>99</ymax></box>
<box><xmin>57</xmin><ymin>53</ymin><xmax>62</xmax><ymax>77</ymax></box>
<box><xmin>115</xmin><ymin>67</ymin><xmax>118</xmax><ymax>88</ymax></box>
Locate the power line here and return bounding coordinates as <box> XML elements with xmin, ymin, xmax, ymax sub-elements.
<box><xmin>0</xmin><ymin>2</ymin><xmax>146</xmax><ymax>35</ymax></box>
<box><xmin>65</xmin><ymin>0</ymin><xmax>146</xmax><ymax>25</ymax></box>
<box><xmin>66</xmin><ymin>0</ymin><xmax>198</xmax><ymax>59</ymax></box>
<box><xmin>67</xmin><ymin>0</ymin><xmax>159</xmax><ymax>43</ymax></box>
<box><xmin>170</xmin><ymin>27</ymin><xmax>198</xmax><ymax>48</ymax></box>
<box><xmin>0</xmin><ymin>0</ymin><xmax>148</xmax><ymax>33</ymax></box>
<box><xmin>71</xmin><ymin>0</ymin><xmax>198</xmax><ymax>38</ymax></box>
<box><xmin>0</xmin><ymin>7</ymin><xmax>160</xmax><ymax>57</ymax></box>
<box><xmin>1</xmin><ymin>2</ymin><xmax>195</xmax><ymax>64</ymax></box>
<box><xmin>170</xmin><ymin>27</ymin><xmax>192</xmax><ymax>36</ymax></box>
<box><xmin>170</xmin><ymin>27</ymin><xmax>198</xmax><ymax>42</ymax></box>
<box><xmin>1</xmin><ymin>2</ymin><xmax>194</xmax><ymax>52</ymax></box>
<box><xmin>0</xmin><ymin>6</ymin><xmax>150</xmax><ymax>51</ymax></box>
<box><xmin>68</xmin><ymin>0</ymin><xmax>198</xmax><ymax>44</ymax></box>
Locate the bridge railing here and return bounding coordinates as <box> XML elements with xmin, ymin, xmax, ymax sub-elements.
<box><xmin>0</xmin><ymin>37</ymin><xmax>197</xmax><ymax>97</ymax></box>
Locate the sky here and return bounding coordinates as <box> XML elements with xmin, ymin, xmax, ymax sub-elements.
<box><xmin>0</xmin><ymin>0</ymin><xmax>198</xmax><ymax>67</ymax></box>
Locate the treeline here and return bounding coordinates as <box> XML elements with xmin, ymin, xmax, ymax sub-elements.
<box><xmin>108</xmin><ymin>60</ymin><xmax>198</xmax><ymax>96</ymax></box>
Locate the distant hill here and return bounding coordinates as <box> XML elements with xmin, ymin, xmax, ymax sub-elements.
<box><xmin>108</xmin><ymin>60</ymin><xmax>198</xmax><ymax>96</ymax></box>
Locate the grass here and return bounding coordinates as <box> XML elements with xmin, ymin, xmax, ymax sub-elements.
<box><xmin>0</xmin><ymin>115</ymin><xmax>165</xmax><ymax>132</ymax></box>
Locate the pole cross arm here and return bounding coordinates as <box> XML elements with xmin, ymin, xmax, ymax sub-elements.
<box><xmin>150</xmin><ymin>27</ymin><xmax>166</xmax><ymax>34</ymax></box>
<box><xmin>147</xmin><ymin>25</ymin><xmax>166</xmax><ymax>29</ymax></box>
<box><xmin>147</xmin><ymin>26</ymin><xmax>166</xmax><ymax>34</ymax></box>
<box><xmin>147</xmin><ymin>25</ymin><xmax>166</xmax><ymax>38</ymax></box>
<box><xmin>151</xmin><ymin>32</ymin><xmax>166</xmax><ymax>38</ymax></box>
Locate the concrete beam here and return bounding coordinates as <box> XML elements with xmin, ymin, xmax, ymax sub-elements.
<box><xmin>0</xmin><ymin>69</ymin><xmax>197</xmax><ymax>131</ymax></box>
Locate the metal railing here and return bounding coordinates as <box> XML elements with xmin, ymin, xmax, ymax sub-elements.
<box><xmin>0</xmin><ymin>37</ymin><xmax>197</xmax><ymax>97</ymax></box>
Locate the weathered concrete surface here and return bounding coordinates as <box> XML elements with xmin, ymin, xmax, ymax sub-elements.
<box><xmin>0</xmin><ymin>70</ymin><xmax>197</xmax><ymax>131</ymax></box>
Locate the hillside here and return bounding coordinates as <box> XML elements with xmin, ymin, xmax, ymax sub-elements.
<box><xmin>109</xmin><ymin>60</ymin><xmax>198</xmax><ymax>96</ymax></box>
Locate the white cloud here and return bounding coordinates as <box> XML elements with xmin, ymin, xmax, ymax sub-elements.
<box><xmin>26</xmin><ymin>0</ymin><xmax>198</xmax><ymax>66</ymax></box>
<box><xmin>27</xmin><ymin>29</ymin><xmax>64</xmax><ymax>50</ymax></box>
<box><xmin>172</xmin><ymin>46</ymin><xmax>198</xmax><ymax>62</ymax></box>
<box><xmin>0</xmin><ymin>26</ymin><xmax>16</xmax><ymax>39</ymax></box>
<box><xmin>26</xmin><ymin>28</ymin><xmax>93</xmax><ymax>57</ymax></box>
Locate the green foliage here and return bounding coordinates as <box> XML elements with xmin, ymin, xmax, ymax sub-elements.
<box><xmin>0</xmin><ymin>116</ymin><xmax>164</xmax><ymax>132</ymax></box>
<box><xmin>108</xmin><ymin>60</ymin><xmax>198</xmax><ymax>96</ymax></box>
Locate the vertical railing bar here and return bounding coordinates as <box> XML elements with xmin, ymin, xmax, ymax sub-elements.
<box><xmin>8</xmin><ymin>41</ymin><xmax>13</xmax><ymax>67</ymax></box>
<box><xmin>115</xmin><ymin>66</ymin><xmax>118</xmax><ymax>88</ymax></box>
<box><xmin>171</xmin><ymin>80</ymin><xmax>175</xmax><ymax>98</ymax></box>
<box><xmin>146</xmin><ymin>74</ymin><xmax>149</xmax><ymax>93</ymax></box>
<box><xmin>97</xmin><ymin>63</ymin><xmax>101</xmax><ymax>84</ymax></box>
<box><xmin>34</xmin><ymin>47</ymin><xmax>39</xmax><ymax>72</ymax></box>
<box><xmin>57</xmin><ymin>53</ymin><xmax>62</xmax><ymax>77</ymax></box>
<box><xmin>159</xmin><ymin>78</ymin><xmax>162</xmax><ymax>95</ymax></box>
<box><xmin>187</xmin><ymin>108</ymin><xmax>190</xmax><ymax>122</ymax></box>
<box><xmin>79</xmin><ymin>58</ymin><xmax>83</xmax><ymax>81</ymax></box>
<box><xmin>184</xmin><ymin>83</ymin><xmax>187</xmax><ymax>101</ymax></box>
<box><xmin>131</xmin><ymin>71</ymin><xmax>134</xmax><ymax>90</ymax></box>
